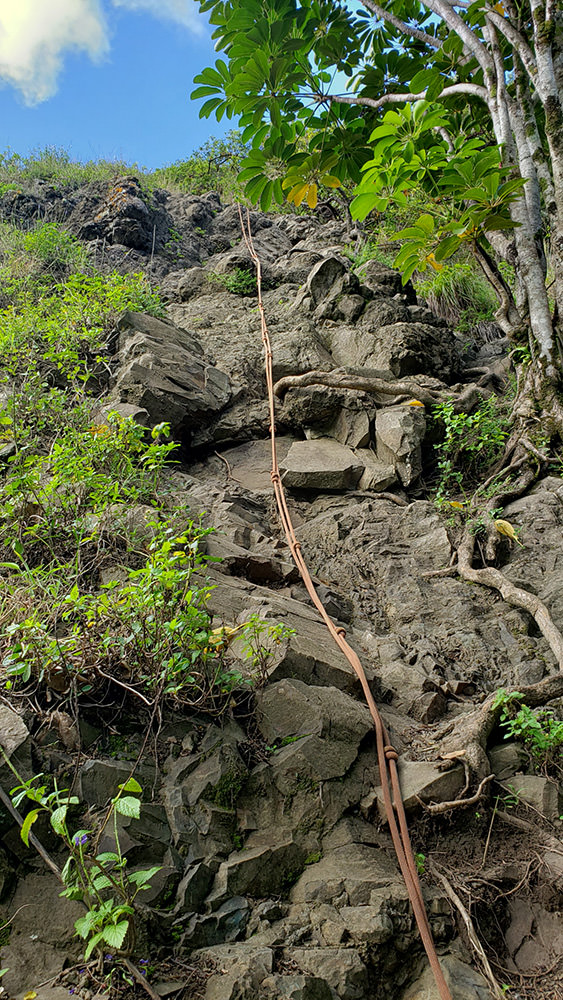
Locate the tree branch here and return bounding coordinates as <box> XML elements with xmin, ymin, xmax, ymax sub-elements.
<box><xmin>332</xmin><ymin>82</ymin><xmax>488</xmax><ymax>111</ymax></box>
<box><xmin>484</xmin><ymin>8</ymin><xmax>538</xmax><ymax>83</ymax></box>
<box><xmin>421</xmin><ymin>0</ymin><xmax>495</xmax><ymax>75</ymax></box>
<box><xmin>358</xmin><ymin>0</ymin><xmax>442</xmax><ymax>49</ymax></box>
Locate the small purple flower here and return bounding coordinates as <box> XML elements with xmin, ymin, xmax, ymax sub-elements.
<box><xmin>138</xmin><ymin>959</ymin><xmax>148</xmax><ymax>965</ymax></box>
<box><xmin>69</xmin><ymin>990</ymin><xmax>75</xmax><ymax>995</ymax></box>
<box><xmin>104</xmin><ymin>954</ymin><xmax>114</xmax><ymax>963</ymax></box>
<box><xmin>73</xmin><ymin>833</ymin><xmax>88</xmax><ymax>847</ymax></box>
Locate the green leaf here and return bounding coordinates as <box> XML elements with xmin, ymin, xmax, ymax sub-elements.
<box><xmin>350</xmin><ymin>192</ymin><xmax>382</xmax><ymax>221</ymax></box>
<box><xmin>84</xmin><ymin>931</ymin><xmax>105</xmax><ymax>961</ymax></box>
<box><xmin>102</xmin><ymin>920</ymin><xmax>130</xmax><ymax>949</ymax></box>
<box><xmin>435</xmin><ymin>235</ymin><xmax>461</xmax><ymax>261</ymax></box>
<box><xmin>50</xmin><ymin>805</ymin><xmax>68</xmax><ymax>836</ymax></box>
<box><xmin>484</xmin><ymin>214</ymin><xmax>519</xmax><ymax>231</ymax></box>
<box><xmin>114</xmin><ymin>796</ymin><xmax>141</xmax><ymax>819</ymax></box>
<box><xmin>127</xmin><ymin>865</ymin><xmax>162</xmax><ymax>888</ymax></box>
<box><xmin>74</xmin><ymin>912</ymin><xmax>98</xmax><ymax>939</ymax></box>
<box><xmin>119</xmin><ymin>777</ymin><xmax>142</xmax><ymax>795</ymax></box>
<box><xmin>410</xmin><ymin>69</ymin><xmax>436</xmax><ymax>94</ymax></box>
<box><xmin>21</xmin><ymin>809</ymin><xmax>39</xmax><ymax>847</ymax></box>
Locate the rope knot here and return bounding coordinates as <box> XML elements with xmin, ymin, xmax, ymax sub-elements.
<box><xmin>270</xmin><ymin>472</ymin><xmax>280</xmax><ymax>484</ymax></box>
<box><xmin>384</xmin><ymin>745</ymin><xmax>399</xmax><ymax>762</ymax></box>
<box><xmin>336</xmin><ymin>626</ymin><xmax>347</xmax><ymax>638</ymax></box>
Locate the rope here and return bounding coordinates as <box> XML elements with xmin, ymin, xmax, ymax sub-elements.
<box><xmin>238</xmin><ymin>206</ymin><xmax>453</xmax><ymax>1000</ymax></box>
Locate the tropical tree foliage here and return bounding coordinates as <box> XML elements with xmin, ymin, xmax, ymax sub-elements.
<box><xmin>193</xmin><ymin>0</ymin><xmax>563</xmax><ymax>390</ymax></box>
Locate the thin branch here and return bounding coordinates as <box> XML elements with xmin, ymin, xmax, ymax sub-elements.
<box><xmin>421</xmin><ymin>0</ymin><xmax>495</xmax><ymax>75</ymax></box>
<box><xmin>332</xmin><ymin>82</ymin><xmax>488</xmax><ymax>112</ymax></box>
<box><xmin>358</xmin><ymin>0</ymin><xmax>442</xmax><ymax>48</ymax></box>
<box><xmin>0</xmin><ymin>782</ymin><xmax>62</xmax><ymax>880</ymax></box>
<box><xmin>457</xmin><ymin>529</ymin><xmax>563</xmax><ymax>668</ymax></box>
<box><xmin>484</xmin><ymin>9</ymin><xmax>538</xmax><ymax>82</ymax></box>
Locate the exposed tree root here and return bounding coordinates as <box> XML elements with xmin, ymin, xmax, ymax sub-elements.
<box><xmin>428</xmin><ymin>861</ymin><xmax>508</xmax><ymax>1000</ymax></box>
<box><xmin>456</xmin><ymin>529</ymin><xmax>563</xmax><ymax>668</ymax></box>
<box><xmin>433</xmin><ymin>673</ymin><xmax>563</xmax><ymax>779</ymax></box>
<box><xmin>417</xmin><ymin>774</ymin><xmax>495</xmax><ymax>815</ymax></box>
<box><xmin>273</xmin><ymin>368</ymin><xmax>491</xmax><ymax>413</ymax></box>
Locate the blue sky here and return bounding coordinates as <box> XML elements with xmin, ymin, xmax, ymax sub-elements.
<box><xmin>0</xmin><ymin>1</ymin><xmax>232</xmax><ymax>170</ymax></box>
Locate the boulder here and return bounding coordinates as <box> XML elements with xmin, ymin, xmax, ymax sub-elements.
<box><xmin>256</xmin><ymin>679</ymin><xmax>372</xmax><ymax>755</ymax></box>
<box><xmin>109</xmin><ymin>310</ymin><xmax>231</xmax><ymax>437</ymax></box>
<box><xmin>357</xmin><ymin>260</ymin><xmax>416</xmax><ymax>303</ymax></box>
<box><xmin>328</xmin><ymin>407</ymin><xmax>372</xmax><ymax>449</ymax></box>
<box><xmin>303</xmin><ymin>256</ymin><xmax>348</xmax><ymax>306</ymax></box>
<box><xmin>0</xmin><ymin>704</ymin><xmax>29</xmax><ymax>760</ymax></box>
<box><xmin>209</xmin><ymin>827</ymin><xmax>305</xmax><ymax>898</ymax></box>
<box><xmin>375</xmin><ymin>405</ymin><xmax>426</xmax><ymax>486</ymax></box>
<box><xmin>510</xmin><ymin>773</ymin><xmax>561</xmax><ymax>822</ymax></box>
<box><xmin>401</xmin><ymin>954</ymin><xmax>491</xmax><ymax>999</ymax></box>
<box><xmin>271</xmin><ymin>330</ymin><xmax>333</xmax><ymax>381</ymax></box>
<box><xmin>328</xmin><ymin>320</ymin><xmax>459</xmax><ymax>379</ymax></box>
<box><xmin>355</xmin><ymin>449</ymin><xmax>397</xmax><ymax>491</ymax></box>
<box><xmin>290</xmin><ymin>844</ymin><xmax>399</xmax><ymax>906</ymax></box>
<box><xmin>280</xmin><ymin>438</ymin><xmax>365</xmax><ymax>490</ymax></box>
<box><xmin>290</xmin><ymin>947</ymin><xmax>369</xmax><ymax>1000</ymax></box>
<box><xmin>0</xmin><ymin>874</ymin><xmax>84</xmax><ymax>994</ymax></box>
<box><xmin>374</xmin><ymin>760</ymin><xmax>465</xmax><ymax>815</ymax></box>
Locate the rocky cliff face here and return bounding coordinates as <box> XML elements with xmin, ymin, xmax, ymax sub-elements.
<box><xmin>1</xmin><ymin>179</ymin><xmax>562</xmax><ymax>1000</ymax></box>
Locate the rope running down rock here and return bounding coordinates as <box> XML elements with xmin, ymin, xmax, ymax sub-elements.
<box><xmin>238</xmin><ymin>205</ymin><xmax>453</xmax><ymax>1000</ymax></box>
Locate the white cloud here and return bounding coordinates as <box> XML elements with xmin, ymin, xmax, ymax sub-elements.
<box><xmin>0</xmin><ymin>0</ymin><xmax>204</xmax><ymax>105</ymax></box>
<box><xmin>0</xmin><ymin>0</ymin><xmax>109</xmax><ymax>104</ymax></box>
<box><xmin>112</xmin><ymin>0</ymin><xmax>204</xmax><ymax>34</ymax></box>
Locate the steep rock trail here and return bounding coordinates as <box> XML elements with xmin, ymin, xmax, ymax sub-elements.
<box><xmin>1</xmin><ymin>180</ymin><xmax>563</xmax><ymax>999</ymax></box>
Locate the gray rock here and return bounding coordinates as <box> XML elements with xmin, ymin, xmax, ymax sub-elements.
<box><xmin>184</xmin><ymin>896</ymin><xmax>250</xmax><ymax>950</ymax></box>
<box><xmin>209</xmin><ymin>827</ymin><xmax>305</xmax><ymax>898</ymax></box>
<box><xmin>110</xmin><ymin>310</ymin><xmax>231</xmax><ymax>438</ymax></box>
<box><xmin>290</xmin><ymin>947</ymin><xmax>369</xmax><ymax>1000</ymax></box>
<box><xmin>0</xmin><ymin>873</ymin><xmax>84</xmax><ymax>994</ymax></box>
<box><xmin>356</xmin><ymin>260</ymin><xmax>415</xmax><ymax>303</ymax></box>
<box><xmin>271</xmin><ymin>330</ymin><xmax>333</xmax><ymax>381</ymax></box>
<box><xmin>355</xmin><ymin>449</ymin><xmax>397</xmax><ymax>491</ymax></box>
<box><xmin>401</xmin><ymin>953</ymin><xmax>491</xmax><ymax>999</ymax></box>
<box><xmin>332</xmin><ymin>293</ymin><xmax>365</xmax><ymax>324</ymax></box>
<box><xmin>303</xmin><ymin>256</ymin><xmax>348</xmax><ymax>306</ymax></box>
<box><xmin>272</xmin><ymin>250</ymin><xmax>324</xmax><ymax>285</ymax></box>
<box><xmin>79</xmin><ymin>758</ymin><xmax>155</xmax><ymax>805</ymax></box>
<box><xmin>510</xmin><ymin>773</ymin><xmax>561</xmax><ymax>822</ymax></box>
<box><xmin>96</xmin><ymin>400</ymin><xmax>150</xmax><ymax>426</ymax></box>
<box><xmin>329</xmin><ymin>407</ymin><xmax>372</xmax><ymax>449</ymax></box>
<box><xmin>280</xmin><ymin>438</ymin><xmax>365</xmax><ymax>490</ymax></box>
<box><xmin>375</xmin><ymin>405</ymin><xmax>426</xmax><ymax>486</ymax></box>
<box><xmin>488</xmin><ymin>742</ymin><xmax>526</xmax><ymax>780</ymax></box>
<box><xmin>290</xmin><ymin>844</ymin><xmax>399</xmax><ymax>906</ymax></box>
<box><xmin>281</xmin><ymin>387</ymin><xmax>348</xmax><ymax>434</ymax></box>
<box><xmin>374</xmin><ymin>760</ymin><xmax>465</xmax><ymax>814</ymax></box>
<box><xmin>0</xmin><ymin>704</ymin><xmax>29</xmax><ymax>759</ymax></box>
<box><xmin>358</xmin><ymin>297</ymin><xmax>410</xmax><ymax>330</ymax></box>
<box><xmin>261</xmin><ymin>975</ymin><xmax>334</xmax><ymax>999</ymax></box>
<box><xmin>256</xmin><ymin>679</ymin><xmax>372</xmax><ymax>754</ymax></box>
<box><xmin>328</xmin><ymin>317</ymin><xmax>458</xmax><ymax>379</ymax></box>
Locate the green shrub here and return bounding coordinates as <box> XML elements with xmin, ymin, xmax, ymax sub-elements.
<box><xmin>416</xmin><ymin>261</ymin><xmax>497</xmax><ymax>326</ymax></box>
<box><xmin>432</xmin><ymin>396</ymin><xmax>508</xmax><ymax>501</ymax></box>
<box><xmin>0</xmin><ymin>267</ymin><xmax>165</xmax><ymax>383</ymax></box>
<box><xmin>493</xmin><ymin>689</ymin><xmax>563</xmax><ymax>770</ymax></box>
<box><xmin>0</xmin><ymin>414</ymin><xmax>175</xmax><ymax>565</ymax></box>
<box><xmin>208</xmin><ymin>268</ymin><xmax>257</xmax><ymax>295</ymax></box>
<box><xmin>149</xmin><ymin>131</ymin><xmax>249</xmax><ymax>200</ymax></box>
